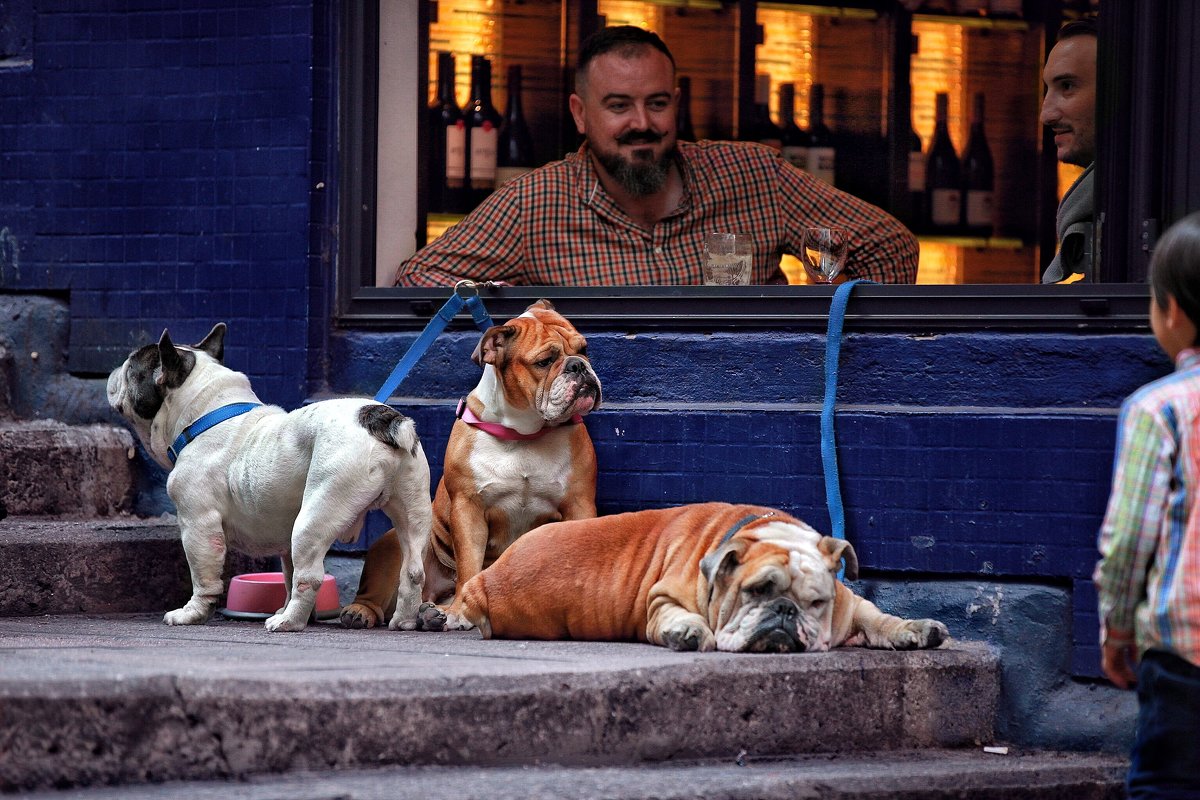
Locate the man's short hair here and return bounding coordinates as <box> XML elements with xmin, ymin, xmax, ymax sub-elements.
<box><xmin>575</xmin><ymin>25</ymin><xmax>675</xmax><ymax>94</ymax></box>
<box><xmin>1057</xmin><ymin>17</ymin><xmax>1097</xmax><ymax>42</ymax></box>
<box><xmin>1150</xmin><ymin>211</ymin><xmax>1200</xmax><ymax>341</ymax></box>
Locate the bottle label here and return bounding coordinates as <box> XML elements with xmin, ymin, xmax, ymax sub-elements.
<box><xmin>966</xmin><ymin>190</ymin><xmax>994</xmax><ymax>228</ymax></box>
<box><xmin>494</xmin><ymin>165</ymin><xmax>532</xmax><ymax>188</ymax></box>
<box><xmin>782</xmin><ymin>146</ymin><xmax>808</xmax><ymax>171</ymax></box>
<box><xmin>470</xmin><ymin>123</ymin><xmax>498</xmax><ymax>187</ymax></box>
<box><xmin>931</xmin><ymin>188</ymin><xmax>961</xmax><ymax>226</ymax></box>
<box><xmin>446</xmin><ymin>123</ymin><xmax>466</xmax><ymax>187</ymax></box>
<box><xmin>908</xmin><ymin>151</ymin><xmax>926</xmax><ymax>192</ymax></box>
<box><xmin>810</xmin><ymin>147</ymin><xmax>835</xmax><ymax>184</ymax></box>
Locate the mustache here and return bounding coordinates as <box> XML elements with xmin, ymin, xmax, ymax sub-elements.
<box><xmin>617</xmin><ymin>130</ymin><xmax>664</xmax><ymax>146</ymax></box>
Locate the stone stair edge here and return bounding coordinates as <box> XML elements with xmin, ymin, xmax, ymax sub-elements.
<box><xmin>9</xmin><ymin>749</ymin><xmax>1129</xmax><ymax>800</ymax></box>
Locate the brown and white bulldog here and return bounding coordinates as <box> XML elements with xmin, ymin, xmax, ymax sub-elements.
<box><xmin>459</xmin><ymin>503</ymin><xmax>949</xmax><ymax>653</ymax></box>
<box><xmin>341</xmin><ymin>300</ymin><xmax>602</xmax><ymax>631</ymax></box>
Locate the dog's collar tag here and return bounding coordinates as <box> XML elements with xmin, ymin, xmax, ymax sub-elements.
<box><xmin>167</xmin><ymin>402</ymin><xmax>263</xmax><ymax>464</ymax></box>
<box><xmin>455</xmin><ymin>398</ymin><xmax>582</xmax><ymax>441</ymax></box>
<box><xmin>717</xmin><ymin>511</ymin><xmax>776</xmax><ymax>547</ymax></box>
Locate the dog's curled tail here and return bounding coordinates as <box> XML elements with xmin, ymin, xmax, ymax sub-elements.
<box><xmin>358</xmin><ymin>404</ymin><xmax>421</xmax><ymax>458</ymax></box>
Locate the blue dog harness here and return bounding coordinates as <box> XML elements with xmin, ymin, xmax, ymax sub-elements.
<box><xmin>166</xmin><ymin>402</ymin><xmax>262</xmax><ymax>464</ymax></box>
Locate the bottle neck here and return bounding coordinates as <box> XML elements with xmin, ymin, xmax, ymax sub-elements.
<box><xmin>437</xmin><ymin>55</ymin><xmax>456</xmax><ymax>104</ymax></box>
<box><xmin>505</xmin><ymin>66</ymin><xmax>522</xmax><ymax>119</ymax></box>
<box><xmin>471</xmin><ymin>58</ymin><xmax>492</xmax><ymax>106</ymax></box>
<box><xmin>809</xmin><ymin>87</ymin><xmax>825</xmax><ymax>128</ymax></box>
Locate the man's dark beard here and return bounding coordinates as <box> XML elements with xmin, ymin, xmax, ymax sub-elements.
<box><xmin>595</xmin><ymin>141</ymin><xmax>676</xmax><ymax>197</ymax></box>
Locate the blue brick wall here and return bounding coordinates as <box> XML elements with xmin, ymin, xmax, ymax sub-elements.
<box><xmin>0</xmin><ymin>1</ymin><xmax>327</xmax><ymax>408</ymax></box>
<box><xmin>332</xmin><ymin>326</ymin><xmax>1172</xmax><ymax>677</ymax></box>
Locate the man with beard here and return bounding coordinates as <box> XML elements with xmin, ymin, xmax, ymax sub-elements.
<box><xmin>1039</xmin><ymin>17</ymin><xmax>1097</xmax><ymax>283</ymax></box>
<box><xmin>394</xmin><ymin>26</ymin><xmax>917</xmax><ymax>286</ymax></box>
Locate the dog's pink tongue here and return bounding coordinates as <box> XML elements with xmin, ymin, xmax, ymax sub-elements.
<box><xmin>573</xmin><ymin>396</ymin><xmax>595</xmax><ymax>415</ymax></box>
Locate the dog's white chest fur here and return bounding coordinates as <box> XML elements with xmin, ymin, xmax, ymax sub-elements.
<box><xmin>467</xmin><ymin>429</ymin><xmax>572</xmax><ymax>543</ymax></box>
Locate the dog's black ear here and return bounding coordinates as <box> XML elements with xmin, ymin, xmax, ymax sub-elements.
<box><xmin>472</xmin><ymin>325</ymin><xmax>517</xmax><ymax>367</ymax></box>
<box><xmin>157</xmin><ymin>329</ymin><xmax>195</xmax><ymax>390</ymax></box>
<box><xmin>818</xmin><ymin>536</ymin><xmax>858</xmax><ymax>581</ymax></box>
<box><xmin>195</xmin><ymin>323</ymin><xmax>226</xmax><ymax>362</ymax></box>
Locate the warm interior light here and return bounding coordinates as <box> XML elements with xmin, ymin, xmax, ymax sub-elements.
<box><xmin>757</xmin><ymin>7</ymin><xmax>815</xmax><ymax>126</ymax></box>
<box><xmin>911</xmin><ymin>20</ymin><xmax>965</xmax><ymax>152</ymax></box>
<box><xmin>597</xmin><ymin>0</ymin><xmax>664</xmax><ymax>32</ymax></box>
<box><xmin>428</xmin><ymin>0</ymin><xmax>501</xmax><ymax>108</ymax></box>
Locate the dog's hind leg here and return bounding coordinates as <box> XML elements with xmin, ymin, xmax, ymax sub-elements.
<box><xmin>340</xmin><ymin>530</ymin><xmax>401</xmax><ymax>629</ymax></box>
<box><xmin>384</xmin><ymin>453</ymin><xmax>434</xmax><ymax>631</ymax></box>
<box><xmin>164</xmin><ymin>518</ymin><xmax>226</xmax><ymax>626</ymax></box>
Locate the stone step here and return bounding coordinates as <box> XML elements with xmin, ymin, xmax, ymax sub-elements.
<box><xmin>13</xmin><ymin>749</ymin><xmax>1128</xmax><ymax>800</ymax></box>
<box><xmin>0</xmin><ymin>614</ymin><xmax>1002</xmax><ymax>792</ymax></box>
<box><xmin>0</xmin><ymin>420</ymin><xmax>137</xmax><ymax>516</ymax></box>
<box><xmin>0</xmin><ymin>516</ymin><xmax>268</xmax><ymax>616</ymax></box>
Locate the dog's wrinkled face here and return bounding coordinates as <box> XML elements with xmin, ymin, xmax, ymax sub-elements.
<box><xmin>700</xmin><ymin>521</ymin><xmax>857</xmax><ymax>653</ymax></box>
<box><xmin>473</xmin><ymin>299</ymin><xmax>602</xmax><ymax>424</ymax></box>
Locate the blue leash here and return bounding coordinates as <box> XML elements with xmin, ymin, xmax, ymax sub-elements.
<box><xmin>821</xmin><ymin>279</ymin><xmax>871</xmax><ymax>576</ymax></box>
<box><xmin>374</xmin><ymin>284</ymin><xmax>495</xmax><ymax>404</ymax></box>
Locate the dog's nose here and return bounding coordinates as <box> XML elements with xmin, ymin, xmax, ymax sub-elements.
<box><xmin>564</xmin><ymin>356</ymin><xmax>589</xmax><ymax>375</ymax></box>
<box><xmin>769</xmin><ymin>597</ymin><xmax>799</xmax><ymax>620</ymax></box>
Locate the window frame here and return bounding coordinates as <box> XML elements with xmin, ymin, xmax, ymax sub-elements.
<box><xmin>335</xmin><ymin>0</ymin><xmax>1179</xmax><ymax>336</ymax></box>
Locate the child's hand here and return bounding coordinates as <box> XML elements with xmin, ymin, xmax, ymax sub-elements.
<box><xmin>1101</xmin><ymin>640</ymin><xmax>1139</xmax><ymax>689</ymax></box>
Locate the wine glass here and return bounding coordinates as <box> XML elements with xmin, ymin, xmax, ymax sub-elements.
<box><xmin>800</xmin><ymin>226</ymin><xmax>849</xmax><ymax>284</ymax></box>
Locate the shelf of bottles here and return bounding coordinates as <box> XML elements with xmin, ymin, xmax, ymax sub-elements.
<box><xmin>421</xmin><ymin>0</ymin><xmax>1058</xmax><ymax>285</ymax></box>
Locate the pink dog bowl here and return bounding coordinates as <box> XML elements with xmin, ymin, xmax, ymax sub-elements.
<box><xmin>220</xmin><ymin>572</ymin><xmax>341</xmax><ymax>622</ymax></box>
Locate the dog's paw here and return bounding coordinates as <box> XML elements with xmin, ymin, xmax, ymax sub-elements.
<box><xmin>415</xmin><ymin>602</ymin><xmax>447</xmax><ymax>632</ymax></box>
<box><xmin>340</xmin><ymin>603</ymin><xmax>383</xmax><ymax>630</ymax></box>
<box><xmin>895</xmin><ymin>619</ymin><xmax>949</xmax><ymax>650</ymax></box>
<box><xmin>660</xmin><ymin>621</ymin><xmax>716</xmax><ymax>652</ymax></box>
<box><xmin>441</xmin><ymin>610</ymin><xmax>476</xmax><ymax>631</ymax></box>
<box><xmin>163</xmin><ymin>605</ymin><xmax>210</xmax><ymax>626</ymax></box>
<box><xmin>264</xmin><ymin>613</ymin><xmax>307</xmax><ymax>632</ymax></box>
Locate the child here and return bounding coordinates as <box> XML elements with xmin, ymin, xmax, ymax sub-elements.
<box><xmin>1095</xmin><ymin>210</ymin><xmax>1200</xmax><ymax>799</ymax></box>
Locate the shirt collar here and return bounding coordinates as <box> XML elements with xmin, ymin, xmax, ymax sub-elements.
<box><xmin>1176</xmin><ymin>347</ymin><xmax>1200</xmax><ymax>372</ymax></box>
<box><xmin>573</xmin><ymin>141</ymin><xmax>692</xmax><ymax>220</ymax></box>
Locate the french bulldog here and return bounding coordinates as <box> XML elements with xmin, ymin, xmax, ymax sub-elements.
<box><xmin>106</xmin><ymin>323</ymin><xmax>433</xmax><ymax>632</ymax></box>
<box><xmin>341</xmin><ymin>299</ymin><xmax>601</xmax><ymax>631</ymax></box>
<box><xmin>460</xmin><ymin>502</ymin><xmax>949</xmax><ymax>653</ymax></box>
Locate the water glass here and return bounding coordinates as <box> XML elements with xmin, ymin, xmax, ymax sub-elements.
<box><xmin>703</xmin><ymin>232</ymin><xmax>753</xmax><ymax>285</ymax></box>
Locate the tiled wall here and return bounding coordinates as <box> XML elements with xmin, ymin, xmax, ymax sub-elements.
<box><xmin>333</xmin><ymin>326</ymin><xmax>1171</xmax><ymax>676</ymax></box>
<box><xmin>0</xmin><ymin>1</ymin><xmax>328</xmax><ymax>408</ymax></box>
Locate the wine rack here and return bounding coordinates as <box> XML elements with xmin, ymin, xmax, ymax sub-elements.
<box><xmin>419</xmin><ymin>0</ymin><xmax>1073</xmax><ymax>285</ymax></box>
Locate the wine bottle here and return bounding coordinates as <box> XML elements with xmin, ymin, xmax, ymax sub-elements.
<box><xmin>495</xmin><ymin>64</ymin><xmax>535</xmax><ymax>188</ymax></box>
<box><xmin>961</xmin><ymin>92</ymin><xmax>995</xmax><ymax>237</ymax></box>
<box><xmin>746</xmin><ymin>73</ymin><xmax>782</xmax><ymax>150</ymax></box>
<box><xmin>676</xmin><ymin>75</ymin><xmax>697</xmax><ymax>142</ymax></box>
<box><xmin>925</xmin><ymin>92</ymin><xmax>961</xmax><ymax>233</ymax></box>
<box><xmin>806</xmin><ymin>83</ymin><xmax>835</xmax><ymax>185</ymax></box>
<box><xmin>428</xmin><ymin>51</ymin><xmax>465</xmax><ymax>214</ymax></box>
<box><xmin>778</xmin><ymin>83</ymin><xmax>809</xmax><ymax>172</ymax></box>
<box><xmin>908</xmin><ymin>120</ymin><xmax>926</xmax><ymax>231</ymax></box>
<box><xmin>465</xmin><ymin>55</ymin><xmax>502</xmax><ymax>205</ymax></box>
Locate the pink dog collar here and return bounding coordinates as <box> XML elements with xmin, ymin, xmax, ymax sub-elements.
<box><xmin>455</xmin><ymin>398</ymin><xmax>582</xmax><ymax>441</ymax></box>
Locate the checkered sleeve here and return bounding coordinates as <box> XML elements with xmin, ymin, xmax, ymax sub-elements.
<box><xmin>777</xmin><ymin>160</ymin><xmax>919</xmax><ymax>283</ymax></box>
<box><xmin>393</xmin><ymin>184</ymin><xmax>528</xmax><ymax>287</ymax></box>
<box><xmin>1094</xmin><ymin>398</ymin><xmax>1172</xmax><ymax>644</ymax></box>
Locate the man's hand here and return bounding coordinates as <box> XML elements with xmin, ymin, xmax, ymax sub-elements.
<box><xmin>1101</xmin><ymin>638</ymin><xmax>1139</xmax><ymax>690</ymax></box>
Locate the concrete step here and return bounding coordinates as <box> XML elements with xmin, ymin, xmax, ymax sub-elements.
<box><xmin>13</xmin><ymin>749</ymin><xmax>1128</xmax><ymax>800</ymax></box>
<box><xmin>0</xmin><ymin>420</ymin><xmax>137</xmax><ymax>516</ymax></box>
<box><xmin>0</xmin><ymin>614</ymin><xmax>1002</xmax><ymax>792</ymax></box>
<box><xmin>0</xmin><ymin>516</ymin><xmax>269</xmax><ymax>616</ymax></box>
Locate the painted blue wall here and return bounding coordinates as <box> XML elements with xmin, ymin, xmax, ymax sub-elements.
<box><xmin>331</xmin><ymin>326</ymin><xmax>1172</xmax><ymax>677</ymax></box>
<box><xmin>0</xmin><ymin>0</ymin><xmax>330</xmax><ymax>408</ymax></box>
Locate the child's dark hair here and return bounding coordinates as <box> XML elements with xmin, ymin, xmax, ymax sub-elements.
<box><xmin>1150</xmin><ymin>210</ymin><xmax>1200</xmax><ymax>343</ymax></box>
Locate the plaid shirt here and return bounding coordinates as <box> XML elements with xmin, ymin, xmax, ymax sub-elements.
<box><xmin>1095</xmin><ymin>347</ymin><xmax>1200</xmax><ymax>668</ymax></box>
<box><xmin>394</xmin><ymin>140</ymin><xmax>918</xmax><ymax>286</ymax></box>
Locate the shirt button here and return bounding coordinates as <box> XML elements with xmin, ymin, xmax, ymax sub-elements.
<box><xmin>653</xmin><ymin>246</ymin><xmax>663</xmax><ymax>254</ymax></box>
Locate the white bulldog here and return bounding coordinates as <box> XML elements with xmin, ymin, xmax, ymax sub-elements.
<box><xmin>106</xmin><ymin>323</ymin><xmax>433</xmax><ymax>632</ymax></box>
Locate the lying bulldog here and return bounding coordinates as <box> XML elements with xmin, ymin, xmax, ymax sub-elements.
<box><xmin>460</xmin><ymin>503</ymin><xmax>949</xmax><ymax>653</ymax></box>
<box><xmin>107</xmin><ymin>323</ymin><xmax>433</xmax><ymax>632</ymax></box>
<box><xmin>342</xmin><ymin>299</ymin><xmax>601</xmax><ymax>631</ymax></box>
